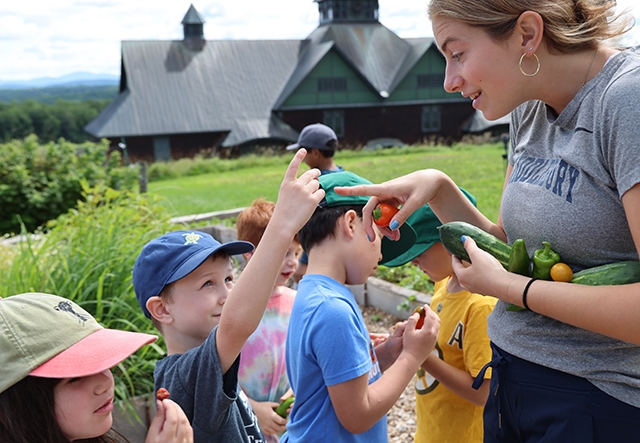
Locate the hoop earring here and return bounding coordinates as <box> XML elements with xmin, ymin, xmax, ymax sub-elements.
<box><xmin>519</xmin><ymin>52</ymin><xmax>540</xmax><ymax>77</ymax></box>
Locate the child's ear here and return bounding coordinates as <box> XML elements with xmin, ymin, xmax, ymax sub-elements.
<box><xmin>243</xmin><ymin>251</ymin><xmax>254</xmax><ymax>262</ymax></box>
<box><xmin>339</xmin><ymin>210</ymin><xmax>359</xmax><ymax>240</ymax></box>
<box><xmin>146</xmin><ymin>296</ymin><xmax>173</xmax><ymax>324</ymax></box>
<box><xmin>308</xmin><ymin>148</ymin><xmax>322</xmax><ymax>161</ymax></box>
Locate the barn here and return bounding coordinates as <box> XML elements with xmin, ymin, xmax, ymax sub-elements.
<box><xmin>85</xmin><ymin>1</ymin><xmax>475</xmax><ymax>163</ymax></box>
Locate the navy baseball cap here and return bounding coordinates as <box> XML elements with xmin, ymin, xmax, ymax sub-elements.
<box><xmin>132</xmin><ymin>230</ymin><xmax>254</xmax><ymax>318</ymax></box>
<box><xmin>286</xmin><ymin>123</ymin><xmax>338</xmax><ymax>151</ymax></box>
<box><xmin>317</xmin><ymin>171</ymin><xmax>417</xmax><ymax>265</ymax></box>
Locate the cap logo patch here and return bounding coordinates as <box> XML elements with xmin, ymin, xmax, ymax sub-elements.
<box><xmin>182</xmin><ymin>232</ymin><xmax>203</xmax><ymax>245</ymax></box>
<box><xmin>54</xmin><ymin>301</ymin><xmax>89</xmax><ymax>325</ymax></box>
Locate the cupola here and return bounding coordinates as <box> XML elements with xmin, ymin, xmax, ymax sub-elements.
<box><xmin>182</xmin><ymin>4</ymin><xmax>205</xmax><ymax>40</ymax></box>
<box><xmin>315</xmin><ymin>0</ymin><xmax>379</xmax><ymax>25</ymax></box>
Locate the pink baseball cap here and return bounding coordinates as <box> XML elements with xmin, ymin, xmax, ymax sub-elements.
<box><xmin>0</xmin><ymin>293</ymin><xmax>157</xmax><ymax>393</ymax></box>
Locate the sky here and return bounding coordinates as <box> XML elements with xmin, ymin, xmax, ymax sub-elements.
<box><xmin>1</xmin><ymin>0</ymin><xmax>639</xmax><ymax>81</ymax></box>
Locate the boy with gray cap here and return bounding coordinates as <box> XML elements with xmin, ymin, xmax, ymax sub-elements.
<box><xmin>286</xmin><ymin>123</ymin><xmax>344</xmax><ymax>175</ymax></box>
<box><xmin>287</xmin><ymin>123</ymin><xmax>344</xmax><ymax>281</ymax></box>
<box><xmin>132</xmin><ymin>150</ymin><xmax>324</xmax><ymax>443</ymax></box>
<box><xmin>383</xmin><ymin>189</ymin><xmax>497</xmax><ymax>443</ymax></box>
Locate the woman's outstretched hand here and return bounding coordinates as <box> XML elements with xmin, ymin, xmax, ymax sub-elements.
<box><xmin>335</xmin><ymin>170</ymin><xmax>440</xmax><ymax>241</ymax></box>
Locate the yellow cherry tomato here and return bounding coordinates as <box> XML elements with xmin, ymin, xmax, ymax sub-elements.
<box><xmin>550</xmin><ymin>262</ymin><xmax>573</xmax><ymax>282</ymax></box>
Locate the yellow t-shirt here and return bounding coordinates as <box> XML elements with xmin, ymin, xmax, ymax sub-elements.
<box><xmin>414</xmin><ymin>277</ymin><xmax>497</xmax><ymax>443</ymax></box>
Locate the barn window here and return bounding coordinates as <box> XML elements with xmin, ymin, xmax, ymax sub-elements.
<box><xmin>417</xmin><ymin>74</ymin><xmax>444</xmax><ymax>89</ymax></box>
<box><xmin>421</xmin><ymin>105</ymin><xmax>441</xmax><ymax>132</ymax></box>
<box><xmin>318</xmin><ymin>77</ymin><xmax>348</xmax><ymax>92</ymax></box>
<box><xmin>323</xmin><ymin>110</ymin><xmax>345</xmax><ymax>137</ymax></box>
<box><xmin>153</xmin><ymin>136</ymin><xmax>171</xmax><ymax>162</ymax></box>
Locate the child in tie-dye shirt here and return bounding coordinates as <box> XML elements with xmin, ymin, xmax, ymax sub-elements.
<box><xmin>237</xmin><ymin>198</ymin><xmax>302</xmax><ymax>442</ymax></box>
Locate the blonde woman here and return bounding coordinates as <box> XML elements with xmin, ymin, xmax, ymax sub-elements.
<box><xmin>337</xmin><ymin>0</ymin><xmax>640</xmax><ymax>441</ymax></box>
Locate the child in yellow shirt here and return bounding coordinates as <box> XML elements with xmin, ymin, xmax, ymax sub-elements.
<box><xmin>383</xmin><ymin>189</ymin><xmax>497</xmax><ymax>443</ymax></box>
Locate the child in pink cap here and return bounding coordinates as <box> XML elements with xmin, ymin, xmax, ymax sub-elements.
<box><xmin>0</xmin><ymin>292</ymin><xmax>193</xmax><ymax>443</ymax></box>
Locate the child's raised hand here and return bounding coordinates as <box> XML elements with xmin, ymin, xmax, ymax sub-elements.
<box><xmin>146</xmin><ymin>399</ymin><xmax>193</xmax><ymax>443</ymax></box>
<box><xmin>402</xmin><ymin>304</ymin><xmax>440</xmax><ymax>365</ymax></box>
<box><xmin>271</xmin><ymin>148</ymin><xmax>325</xmax><ymax>235</ymax></box>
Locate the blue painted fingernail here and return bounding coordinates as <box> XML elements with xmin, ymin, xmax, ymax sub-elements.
<box><xmin>389</xmin><ymin>220</ymin><xmax>399</xmax><ymax>230</ymax></box>
<box><xmin>461</xmin><ymin>235</ymin><xmax>468</xmax><ymax>243</ymax></box>
<box><xmin>385</xmin><ymin>235</ymin><xmax>392</xmax><ymax>240</ymax></box>
<box><xmin>367</xmin><ymin>234</ymin><xmax>372</xmax><ymax>241</ymax></box>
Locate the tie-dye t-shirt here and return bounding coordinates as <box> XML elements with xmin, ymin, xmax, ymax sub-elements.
<box><xmin>239</xmin><ymin>286</ymin><xmax>296</xmax><ymax>441</ymax></box>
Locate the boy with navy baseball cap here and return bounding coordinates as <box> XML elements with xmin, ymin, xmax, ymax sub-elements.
<box><xmin>132</xmin><ymin>150</ymin><xmax>325</xmax><ymax>443</ymax></box>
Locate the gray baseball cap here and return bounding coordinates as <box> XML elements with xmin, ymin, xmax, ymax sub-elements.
<box><xmin>286</xmin><ymin>123</ymin><xmax>338</xmax><ymax>151</ymax></box>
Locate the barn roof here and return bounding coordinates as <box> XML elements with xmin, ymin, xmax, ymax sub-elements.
<box><xmin>85</xmin><ymin>39</ymin><xmax>302</xmax><ymax>146</ymax></box>
<box><xmin>273</xmin><ymin>25</ymin><xmax>435</xmax><ymax>109</ymax></box>
<box><xmin>85</xmin><ymin>22</ymin><xmax>436</xmax><ymax>147</ymax></box>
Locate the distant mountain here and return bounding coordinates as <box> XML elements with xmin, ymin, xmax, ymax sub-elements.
<box><xmin>0</xmin><ymin>84</ymin><xmax>119</xmax><ymax>104</ymax></box>
<box><xmin>0</xmin><ymin>72</ymin><xmax>119</xmax><ymax>90</ymax></box>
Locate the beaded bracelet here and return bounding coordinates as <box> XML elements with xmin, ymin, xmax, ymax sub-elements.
<box><xmin>522</xmin><ymin>278</ymin><xmax>539</xmax><ymax>311</ymax></box>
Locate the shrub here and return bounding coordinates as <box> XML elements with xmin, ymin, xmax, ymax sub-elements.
<box><xmin>0</xmin><ymin>184</ymin><xmax>173</xmax><ymax>399</ymax></box>
<box><xmin>0</xmin><ymin>99</ymin><xmax>111</xmax><ymax>143</ymax></box>
<box><xmin>0</xmin><ymin>135</ymin><xmax>138</xmax><ymax>236</ymax></box>
<box><xmin>375</xmin><ymin>263</ymin><xmax>434</xmax><ymax>294</ymax></box>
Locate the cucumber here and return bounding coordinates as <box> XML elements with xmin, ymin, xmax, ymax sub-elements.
<box><xmin>438</xmin><ymin>221</ymin><xmax>512</xmax><ymax>269</ymax></box>
<box><xmin>571</xmin><ymin>261</ymin><xmax>640</xmax><ymax>286</ymax></box>
<box><xmin>274</xmin><ymin>397</ymin><xmax>295</xmax><ymax>418</ymax></box>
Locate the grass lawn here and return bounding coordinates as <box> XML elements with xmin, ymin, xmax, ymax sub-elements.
<box><xmin>148</xmin><ymin>143</ymin><xmax>508</xmax><ymax>223</ymax></box>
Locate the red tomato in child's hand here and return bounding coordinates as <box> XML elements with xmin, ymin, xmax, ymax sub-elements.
<box><xmin>156</xmin><ymin>388</ymin><xmax>170</xmax><ymax>401</ymax></box>
<box><xmin>413</xmin><ymin>306</ymin><xmax>426</xmax><ymax>329</ymax></box>
<box><xmin>373</xmin><ymin>203</ymin><xmax>399</xmax><ymax>227</ymax></box>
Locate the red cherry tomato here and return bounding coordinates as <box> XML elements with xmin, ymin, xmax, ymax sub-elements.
<box><xmin>413</xmin><ymin>306</ymin><xmax>426</xmax><ymax>329</ymax></box>
<box><xmin>373</xmin><ymin>203</ymin><xmax>399</xmax><ymax>227</ymax></box>
<box><xmin>156</xmin><ymin>388</ymin><xmax>170</xmax><ymax>401</ymax></box>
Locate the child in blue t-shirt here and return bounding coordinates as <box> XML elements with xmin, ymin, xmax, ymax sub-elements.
<box><xmin>283</xmin><ymin>171</ymin><xmax>440</xmax><ymax>443</ymax></box>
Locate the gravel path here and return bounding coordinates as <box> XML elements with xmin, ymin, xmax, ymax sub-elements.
<box><xmin>360</xmin><ymin>305</ymin><xmax>417</xmax><ymax>442</ymax></box>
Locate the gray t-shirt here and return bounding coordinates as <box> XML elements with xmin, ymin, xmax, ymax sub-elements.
<box><xmin>154</xmin><ymin>326</ymin><xmax>265</xmax><ymax>443</ymax></box>
<box><xmin>493</xmin><ymin>46</ymin><xmax>640</xmax><ymax>407</ymax></box>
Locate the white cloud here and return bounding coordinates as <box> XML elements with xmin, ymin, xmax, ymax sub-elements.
<box><xmin>0</xmin><ymin>0</ymin><xmax>638</xmax><ymax>81</ymax></box>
